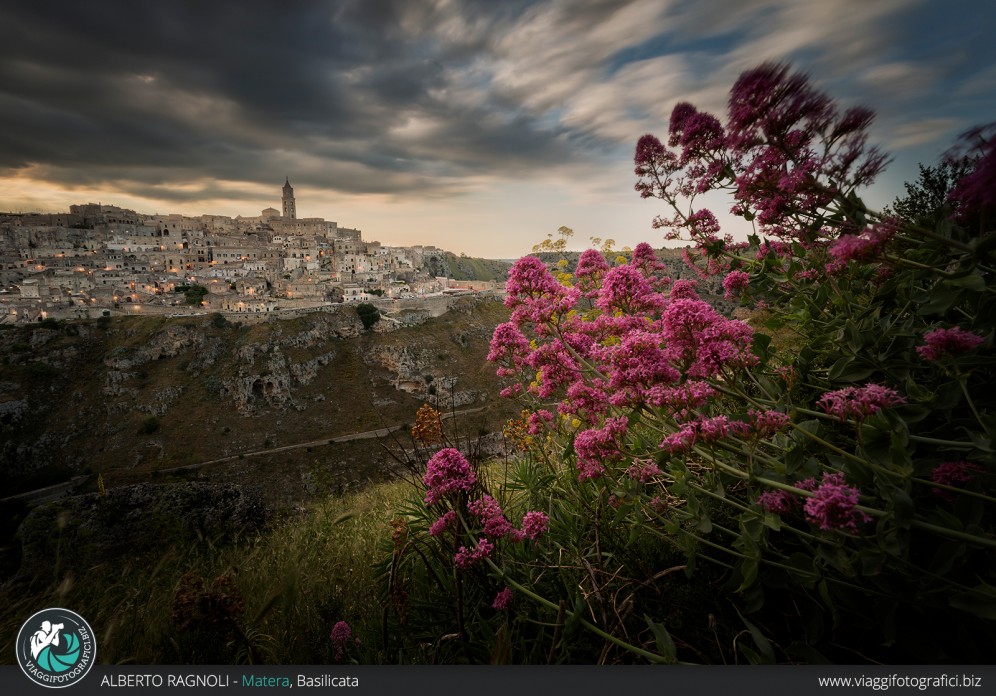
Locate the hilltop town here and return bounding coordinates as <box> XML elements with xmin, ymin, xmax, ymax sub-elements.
<box><xmin>0</xmin><ymin>179</ymin><xmax>502</xmax><ymax>323</ymax></box>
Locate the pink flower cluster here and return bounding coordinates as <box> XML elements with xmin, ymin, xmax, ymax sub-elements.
<box><xmin>428</xmin><ymin>510</ymin><xmax>457</xmax><ymax>537</ymax></box>
<box><xmin>625</xmin><ymin>459</ymin><xmax>662</xmax><ymax>484</ymax></box>
<box><xmin>759</xmin><ymin>472</ymin><xmax>871</xmax><ymax>532</ymax></box>
<box><xmin>659</xmin><ymin>415</ymin><xmax>749</xmax><ymax>454</ymax></box>
<box><xmin>916</xmin><ymin>327</ymin><xmax>985</xmax><ymax>361</ymax></box>
<box><xmin>818</xmin><ymin>383</ymin><xmax>906</xmax><ymax>421</ymax></box>
<box><xmin>465</xmin><ymin>495</ymin><xmax>550</xmax><ymax>543</ymax></box>
<box><xmin>423</xmin><ymin>448</ymin><xmax>476</xmax><ymax>505</ymax></box>
<box><xmin>635</xmin><ymin>62</ymin><xmax>886</xmax><ymax>247</ymax></box>
<box><xmin>574</xmin><ymin>417</ymin><xmax>628</xmax><ymax>480</ymax></box>
<box><xmin>492</xmin><ymin>587</ymin><xmax>513</xmax><ymax>611</ymax></box>
<box><xmin>931</xmin><ymin>461</ymin><xmax>985</xmax><ymax>501</ymax></box>
<box><xmin>748</xmin><ymin>409</ymin><xmax>791</xmax><ymax>436</ymax></box>
<box><xmin>721</xmin><ymin>270</ymin><xmax>750</xmax><ymax>300</ymax></box>
<box><xmin>468</xmin><ymin>495</ymin><xmax>514</xmax><ymax>538</ymax></box>
<box><xmin>802</xmin><ymin>472</ymin><xmax>872</xmax><ymax>532</ymax></box>
<box><xmin>827</xmin><ymin>221</ymin><xmax>897</xmax><ymax>268</ymax></box>
<box><xmin>454</xmin><ymin>537</ymin><xmax>495</xmax><ymax>569</ymax></box>
<box><xmin>329</xmin><ymin>621</ymin><xmax>357</xmax><ymax>661</ymax></box>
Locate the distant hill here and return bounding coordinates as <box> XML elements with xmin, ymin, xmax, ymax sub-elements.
<box><xmin>420</xmin><ymin>251</ymin><xmax>513</xmax><ymax>281</ymax></box>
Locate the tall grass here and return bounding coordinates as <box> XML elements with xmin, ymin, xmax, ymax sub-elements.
<box><xmin>1</xmin><ymin>480</ymin><xmax>412</xmax><ymax>664</ymax></box>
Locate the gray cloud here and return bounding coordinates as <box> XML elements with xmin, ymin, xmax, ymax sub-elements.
<box><xmin>0</xmin><ymin>0</ymin><xmax>993</xmax><ymax>211</ymax></box>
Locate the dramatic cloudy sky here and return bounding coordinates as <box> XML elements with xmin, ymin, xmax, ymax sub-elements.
<box><xmin>1</xmin><ymin>0</ymin><xmax>993</xmax><ymax>257</ymax></box>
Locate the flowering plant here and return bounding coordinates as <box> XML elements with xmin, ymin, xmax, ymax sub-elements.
<box><xmin>482</xmin><ymin>64</ymin><xmax>994</xmax><ymax>663</ymax></box>
<box><xmin>386</xmin><ymin>64</ymin><xmax>994</xmax><ymax>664</ymax></box>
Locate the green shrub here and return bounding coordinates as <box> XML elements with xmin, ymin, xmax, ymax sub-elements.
<box><xmin>138</xmin><ymin>416</ymin><xmax>160</xmax><ymax>435</ymax></box>
<box><xmin>356</xmin><ymin>303</ymin><xmax>380</xmax><ymax>329</ymax></box>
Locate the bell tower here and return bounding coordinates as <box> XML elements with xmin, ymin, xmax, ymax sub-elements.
<box><xmin>282</xmin><ymin>177</ymin><xmax>297</xmax><ymax>219</ymax></box>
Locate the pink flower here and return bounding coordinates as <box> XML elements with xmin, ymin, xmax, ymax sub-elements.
<box><xmin>454</xmin><ymin>537</ymin><xmax>494</xmax><ymax>569</ymax></box>
<box><xmin>467</xmin><ymin>495</ymin><xmax>514</xmax><ymax>538</ymax></box>
<box><xmin>748</xmin><ymin>409</ymin><xmax>791</xmax><ymax>436</ymax></box>
<box><xmin>931</xmin><ymin>461</ymin><xmax>985</xmax><ymax>501</ymax></box>
<box><xmin>423</xmin><ymin>448</ymin><xmax>476</xmax><ymax>505</ymax></box>
<box><xmin>722</xmin><ymin>270</ymin><xmax>750</xmax><ymax>300</ymax></box>
<box><xmin>758</xmin><ymin>490</ymin><xmax>795</xmax><ymax>515</ymax></box>
<box><xmin>575</xmin><ymin>249</ymin><xmax>610</xmax><ymax>297</ymax></box>
<box><xmin>596</xmin><ymin>264</ymin><xmax>666</xmax><ymax>314</ymax></box>
<box><xmin>330</xmin><ymin>621</ymin><xmax>355</xmax><ymax>661</ymax></box>
<box><xmin>428</xmin><ymin>510</ymin><xmax>457</xmax><ymax>537</ymax></box>
<box><xmin>818</xmin><ymin>384</ymin><xmax>906</xmax><ymax>421</ymax></box>
<box><xmin>517</xmin><ymin>511</ymin><xmax>550</xmax><ymax>541</ymax></box>
<box><xmin>947</xmin><ymin>126</ymin><xmax>996</xmax><ymax>222</ymax></box>
<box><xmin>828</xmin><ymin>225</ymin><xmax>892</xmax><ymax>266</ymax></box>
<box><xmin>527</xmin><ymin>409</ymin><xmax>554</xmax><ymax>435</ymax></box>
<box><xmin>625</xmin><ymin>459</ymin><xmax>662</xmax><ymax>484</ymax></box>
<box><xmin>573</xmin><ymin>417</ymin><xmax>628</xmax><ymax>480</ymax></box>
<box><xmin>669</xmin><ymin>279</ymin><xmax>700</xmax><ymax>300</ymax></box>
<box><xmin>492</xmin><ymin>587</ymin><xmax>513</xmax><ymax>611</ymax></box>
<box><xmin>488</xmin><ymin>322</ymin><xmax>530</xmax><ymax>365</ymax></box>
<box><xmin>916</xmin><ymin>327</ymin><xmax>985</xmax><ymax>361</ymax></box>
<box><xmin>803</xmin><ymin>476</ymin><xmax>872</xmax><ymax>532</ymax></box>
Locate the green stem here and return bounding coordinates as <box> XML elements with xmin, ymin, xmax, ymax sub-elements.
<box><xmin>909</xmin><ymin>435</ymin><xmax>982</xmax><ymax>449</ymax></box>
<box><xmin>483</xmin><ymin>558</ymin><xmax>691</xmax><ymax>664</ymax></box>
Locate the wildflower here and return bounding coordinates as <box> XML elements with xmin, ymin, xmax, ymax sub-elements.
<box><xmin>625</xmin><ymin>459</ymin><xmax>662</xmax><ymax>484</ymax></box>
<box><xmin>527</xmin><ymin>409</ymin><xmax>554</xmax><ymax>435</ymax></box>
<box><xmin>803</xmin><ymin>476</ymin><xmax>872</xmax><ymax>532</ymax></box>
<box><xmin>818</xmin><ymin>384</ymin><xmax>906</xmax><ymax>421</ymax></box>
<box><xmin>596</xmin><ymin>264</ymin><xmax>666</xmax><ymax>314</ymax></box>
<box><xmin>748</xmin><ymin>409</ymin><xmax>791</xmax><ymax>436</ymax></box>
<box><xmin>428</xmin><ymin>510</ymin><xmax>457</xmax><ymax>537</ymax></box>
<box><xmin>757</xmin><ymin>489</ymin><xmax>795</xmax><ymax>515</ymax></box>
<box><xmin>721</xmin><ymin>270</ymin><xmax>750</xmax><ymax>300</ymax></box>
<box><xmin>423</xmin><ymin>448</ymin><xmax>476</xmax><ymax>506</ymax></box>
<box><xmin>669</xmin><ymin>279</ymin><xmax>700</xmax><ymax>300</ymax></box>
<box><xmin>575</xmin><ymin>248</ymin><xmax>610</xmax><ymax>297</ymax></box>
<box><xmin>468</xmin><ymin>495</ymin><xmax>514</xmax><ymax>538</ymax></box>
<box><xmin>492</xmin><ymin>587</ymin><xmax>513</xmax><ymax>611</ymax></box>
<box><xmin>330</xmin><ymin>621</ymin><xmax>354</xmax><ymax>661</ymax></box>
<box><xmin>916</xmin><ymin>327</ymin><xmax>985</xmax><ymax>361</ymax></box>
<box><xmin>517</xmin><ymin>511</ymin><xmax>550</xmax><ymax>541</ymax></box>
<box><xmin>931</xmin><ymin>461</ymin><xmax>985</xmax><ymax>501</ymax></box>
<box><xmin>488</xmin><ymin>322</ymin><xmax>531</xmax><ymax>365</ymax></box>
<box><xmin>454</xmin><ymin>537</ymin><xmax>494</xmax><ymax>569</ymax></box>
<box><xmin>947</xmin><ymin>126</ymin><xmax>996</xmax><ymax>223</ymax></box>
<box><xmin>827</xmin><ymin>221</ymin><xmax>896</xmax><ymax>266</ymax></box>
<box><xmin>573</xmin><ymin>417</ymin><xmax>628</xmax><ymax>480</ymax></box>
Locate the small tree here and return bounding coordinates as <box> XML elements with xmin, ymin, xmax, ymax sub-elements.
<box><xmin>356</xmin><ymin>303</ymin><xmax>380</xmax><ymax>330</ymax></box>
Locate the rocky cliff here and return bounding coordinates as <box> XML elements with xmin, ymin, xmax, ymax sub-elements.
<box><xmin>0</xmin><ymin>297</ymin><xmax>513</xmax><ymax>505</ymax></box>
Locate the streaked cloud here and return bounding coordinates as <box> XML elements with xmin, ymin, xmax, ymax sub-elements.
<box><xmin>0</xmin><ymin>0</ymin><xmax>992</xmax><ymax>255</ymax></box>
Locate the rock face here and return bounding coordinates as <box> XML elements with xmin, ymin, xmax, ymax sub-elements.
<box><xmin>16</xmin><ymin>482</ymin><xmax>266</xmax><ymax>585</ymax></box>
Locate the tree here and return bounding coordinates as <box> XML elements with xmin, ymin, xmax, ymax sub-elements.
<box><xmin>356</xmin><ymin>303</ymin><xmax>380</xmax><ymax>329</ymax></box>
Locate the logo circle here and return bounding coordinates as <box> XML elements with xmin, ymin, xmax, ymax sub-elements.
<box><xmin>16</xmin><ymin>608</ymin><xmax>96</xmax><ymax>688</ymax></box>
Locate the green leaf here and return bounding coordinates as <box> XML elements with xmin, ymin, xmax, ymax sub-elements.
<box><xmin>786</xmin><ymin>642</ymin><xmax>831</xmax><ymax>664</ymax></box>
<box><xmin>844</xmin><ymin>321</ymin><xmax>864</xmax><ymax>352</ymax></box>
<box><xmin>949</xmin><ymin>584</ymin><xmax>996</xmax><ymax>620</ymax></box>
<box><xmin>734</xmin><ymin>607</ymin><xmax>775</xmax><ymax>663</ymax></box>
<box><xmin>644</xmin><ymin>615</ymin><xmax>677</xmax><ymax>664</ymax></box>
<box><xmin>945</xmin><ymin>270</ymin><xmax>986</xmax><ymax>291</ymax></box>
<box><xmin>752</xmin><ymin>332</ymin><xmax>773</xmax><ymax>365</ymax></box>
<box><xmin>737</xmin><ymin>558</ymin><xmax>759</xmax><ymax>592</ymax></box>
<box><xmin>828</xmin><ymin>356</ymin><xmax>876</xmax><ymax>382</ymax></box>
<box><xmin>916</xmin><ymin>288</ymin><xmax>961</xmax><ymax>315</ymax></box>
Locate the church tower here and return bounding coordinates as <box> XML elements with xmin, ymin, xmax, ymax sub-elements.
<box><xmin>282</xmin><ymin>177</ymin><xmax>297</xmax><ymax>219</ymax></box>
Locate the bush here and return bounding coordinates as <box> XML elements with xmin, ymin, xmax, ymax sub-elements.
<box><xmin>138</xmin><ymin>416</ymin><xmax>160</xmax><ymax>435</ymax></box>
<box><xmin>356</xmin><ymin>303</ymin><xmax>380</xmax><ymax>330</ymax></box>
<box><xmin>390</xmin><ymin>63</ymin><xmax>996</xmax><ymax>664</ymax></box>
